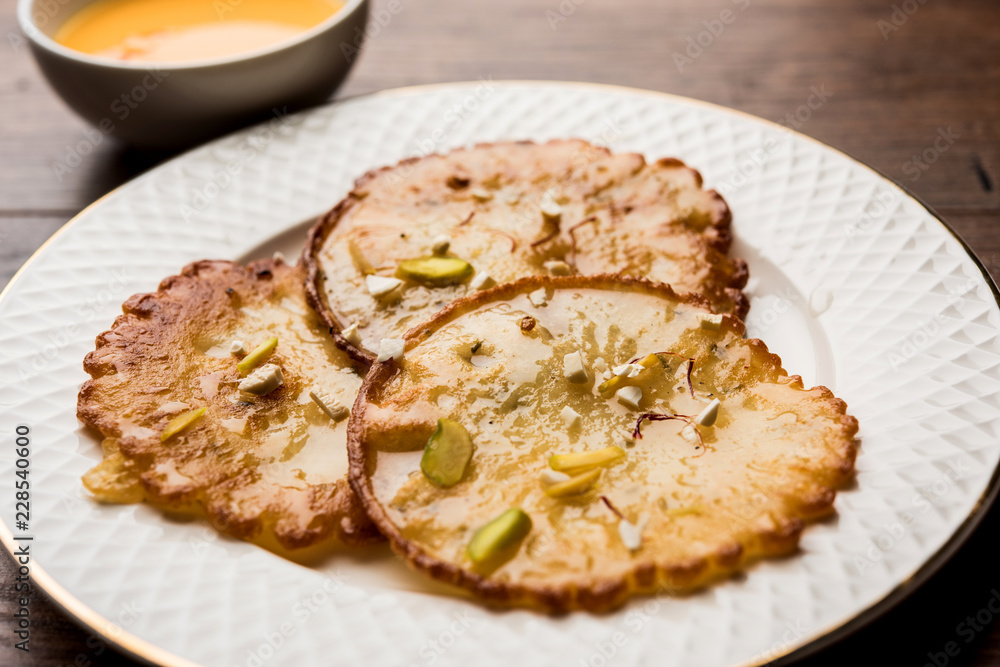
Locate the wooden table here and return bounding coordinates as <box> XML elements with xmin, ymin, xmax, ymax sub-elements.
<box><xmin>2</xmin><ymin>0</ymin><xmax>999</xmax><ymax>664</ymax></box>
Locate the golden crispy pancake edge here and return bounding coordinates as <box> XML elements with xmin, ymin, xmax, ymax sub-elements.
<box><xmin>346</xmin><ymin>274</ymin><xmax>858</xmax><ymax>612</ymax></box>
<box><xmin>77</xmin><ymin>259</ymin><xmax>382</xmax><ymax>550</ymax></box>
<box><xmin>304</xmin><ymin>139</ymin><xmax>749</xmax><ymax>364</ymax></box>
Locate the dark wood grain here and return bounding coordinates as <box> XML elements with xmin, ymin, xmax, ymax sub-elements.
<box><xmin>2</xmin><ymin>0</ymin><xmax>999</xmax><ymax>664</ymax></box>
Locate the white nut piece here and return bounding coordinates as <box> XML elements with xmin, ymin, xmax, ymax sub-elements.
<box><xmin>309</xmin><ymin>390</ymin><xmax>349</xmax><ymax>422</ymax></box>
<box><xmin>539</xmin><ymin>469</ymin><xmax>571</xmax><ymax>488</ymax></box>
<box><xmin>341</xmin><ymin>321</ymin><xmax>362</xmax><ymax>346</ymax></box>
<box><xmin>681</xmin><ymin>423</ymin><xmax>700</xmax><ymax>444</ymax></box>
<box><xmin>613</xmin><ymin>363</ymin><xmax>644</xmax><ymax>378</ymax></box>
<box><xmin>698</xmin><ymin>313</ymin><xmax>725</xmax><ymax>331</ymax></box>
<box><xmin>528</xmin><ymin>288</ymin><xmax>548</xmax><ymax>307</ymax></box>
<box><xmin>618</xmin><ymin>519</ymin><xmax>643</xmax><ymax>551</ymax></box>
<box><xmin>238</xmin><ymin>363</ymin><xmax>283</xmax><ymax>396</ymax></box>
<box><xmin>431</xmin><ymin>234</ymin><xmax>451</xmax><ymax>255</ymax></box>
<box><xmin>376</xmin><ymin>338</ymin><xmax>406</xmax><ymax>363</ymax></box>
<box><xmin>695</xmin><ymin>398</ymin><xmax>721</xmax><ymax>427</ymax></box>
<box><xmin>470</xmin><ymin>188</ymin><xmax>494</xmax><ymax>201</ymax></box>
<box><xmin>563</xmin><ymin>350</ymin><xmax>589</xmax><ymax>383</ymax></box>
<box><xmin>366</xmin><ymin>274</ymin><xmax>403</xmax><ymax>297</ymax></box>
<box><xmin>470</xmin><ymin>271</ymin><xmax>496</xmax><ymax>290</ymax></box>
<box><xmin>593</xmin><ymin>357</ymin><xmax>608</xmax><ymax>373</ymax></box>
<box><xmin>229</xmin><ymin>340</ymin><xmax>247</xmax><ymax>355</ymax></box>
<box><xmin>539</xmin><ymin>190</ymin><xmax>562</xmax><ymax>220</ymax></box>
<box><xmin>560</xmin><ymin>405</ymin><xmax>582</xmax><ymax>429</ymax></box>
<box><xmin>616</xmin><ymin>386</ymin><xmax>642</xmax><ymax>409</ymax></box>
<box><xmin>544</xmin><ymin>260</ymin><xmax>572</xmax><ymax>276</ymax></box>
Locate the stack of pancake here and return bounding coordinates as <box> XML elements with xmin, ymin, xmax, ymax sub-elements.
<box><xmin>78</xmin><ymin>140</ymin><xmax>857</xmax><ymax>612</ymax></box>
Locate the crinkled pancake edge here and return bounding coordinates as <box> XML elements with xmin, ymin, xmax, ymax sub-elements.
<box><xmin>347</xmin><ymin>274</ymin><xmax>858</xmax><ymax>613</ymax></box>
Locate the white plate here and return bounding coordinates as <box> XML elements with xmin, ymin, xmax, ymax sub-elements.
<box><xmin>3</xmin><ymin>81</ymin><xmax>1000</xmax><ymax>667</ymax></box>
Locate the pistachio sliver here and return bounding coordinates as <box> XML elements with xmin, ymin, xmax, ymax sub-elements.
<box><xmin>597</xmin><ymin>374</ymin><xmax>623</xmax><ymax>394</ymax></box>
<box><xmin>549</xmin><ymin>446</ymin><xmax>625</xmax><ymax>473</ymax></box>
<box><xmin>467</xmin><ymin>508</ymin><xmax>532</xmax><ymax>564</ymax></box>
<box><xmin>237</xmin><ymin>336</ymin><xmax>278</xmax><ymax>376</ymax></box>
<box><xmin>161</xmin><ymin>407</ymin><xmax>206</xmax><ymax>442</ymax></box>
<box><xmin>544</xmin><ymin>468</ymin><xmax>602</xmax><ymax>498</ymax></box>
<box><xmin>421</xmin><ymin>418</ymin><xmax>474</xmax><ymax>487</ymax></box>
<box><xmin>667</xmin><ymin>505</ymin><xmax>703</xmax><ymax>517</ymax></box>
<box><xmin>396</xmin><ymin>256</ymin><xmax>474</xmax><ymax>286</ymax></box>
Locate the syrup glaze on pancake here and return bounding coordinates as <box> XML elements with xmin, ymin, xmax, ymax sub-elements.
<box><xmin>305</xmin><ymin>139</ymin><xmax>748</xmax><ymax>362</ymax></box>
<box><xmin>77</xmin><ymin>259</ymin><xmax>381</xmax><ymax>550</ymax></box>
<box><xmin>348</xmin><ymin>276</ymin><xmax>857</xmax><ymax>612</ymax></box>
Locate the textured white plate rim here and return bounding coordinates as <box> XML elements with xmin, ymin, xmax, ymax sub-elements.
<box><xmin>2</xmin><ymin>80</ymin><xmax>999</xmax><ymax>667</ymax></box>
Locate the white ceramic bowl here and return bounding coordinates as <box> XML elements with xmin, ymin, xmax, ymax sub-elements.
<box><xmin>18</xmin><ymin>0</ymin><xmax>369</xmax><ymax>149</ymax></box>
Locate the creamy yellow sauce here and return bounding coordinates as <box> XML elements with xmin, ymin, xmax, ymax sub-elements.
<box><xmin>55</xmin><ymin>0</ymin><xmax>343</xmax><ymax>62</ymax></box>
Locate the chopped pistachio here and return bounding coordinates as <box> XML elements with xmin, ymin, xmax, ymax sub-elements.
<box><xmin>560</xmin><ymin>405</ymin><xmax>582</xmax><ymax>429</ymax></box>
<box><xmin>467</xmin><ymin>508</ymin><xmax>532</xmax><ymax>564</ymax></box>
<box><xmin>699</xmin><ymin>313</ymin><xmax>725</xmax><ymax>331</ymax></box>
<box><xmin>470</xmin><ymin>271</ymin><xmax>495</xmax><ymax>290</ymax></box>
<box><xmin>229</xmin><ymin>340</ymin><xmax>247</xmax><ymax>356</ymax></box>
<box><xmin>376</xmin><ymin>338</ymin><xmax>405</xmax><ymax>363</ymax></box>
<box><xmin>161</xmin><ymin>407</ymin><xmax>206</xmax><ymax>442</ymax></box>
<box><xmin>528</xmin><ymin>288</ymin><xmax>548</xmax><ymax>307</ymax></box>
<box><xmin>470</xmin><ymin>188</ymin><xmax>494</xmax><ymax>201</ymax></box>
<box><xmin>635</xmin><ymin>353</ymin><xmax>662</xmax><ymax>368</ymax></box>
<box><xmin>430</xmin><ymin>234</ymin><xmax>452</xmax><ymax>255</ymax></box>
<box><xmin>421</xmin><ymin>418</ymin><xmax>474</xmax><ymax>487</ymax></box>
<box><xmin>366</xmin><ymin>274</ymin><xmax>403</xmax><ymax>297</ymax></box>
<box><xmin>620</xmin><ymin>432</ymin><xmax>636</xmax><ymax>448</ymax></box>
<box><xmin>593</xmin><ymin>357</ymin><xmax>608</xmax><ymax>373</ymax></box>
<box><xmin>237</xmin><ymin>336</ymin><xmax>278</xmax><ymax>376</ymax></box>
<box><xmin>396</xmin><ymin>256</ymin><xmax>474</xmax><ymax>286</ymax></box>
<box><xmin>695</xmin><ymin>398</ymin><xmax>721</xmax><ymax>427</ymax></box>
<box><xmin>539</xmin><ymin>190</ymin><xmax>562</xmax><ymax>220</ymax></box>
<box><xmin>309</xmin><ymin>390</ymin><xmax>349</xmax><ymax>422</ymax></box>
<box><xmin>544</xmin><ymin>468</ymin><xmax>602</xmax><ymax>498</ymax></box>
<box><xmin>238</xmin><ymin>363</ymin><xmax>283</xmax><ymax>395</ymax></box>
<box><xmin>616</xmin><ymin>386</ymin><xmax>643</xmax><ymax>409</ymax></box>
<box><xmin>549</xmin><ymin>446</ymin><xmax>626</xmax><ymax>473</ymax></box>
<box><xmin>544</xmin><ymin>260</ymin><xmax>572</xmax><ymax>276</ymax></box>
<box><xmin>563</xmin><ymin>350</ymin><xmax>589</xmax><ymax>383</ymax></box>
<box><xmin>539</xmin><ymin>469</ymin><xmax>572</xmax><ymax>488</ymax></box>
<box><xmin>341</xmin><ymin>322</ymin><xmax>362</xmax><ymax>346</ymax></box>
